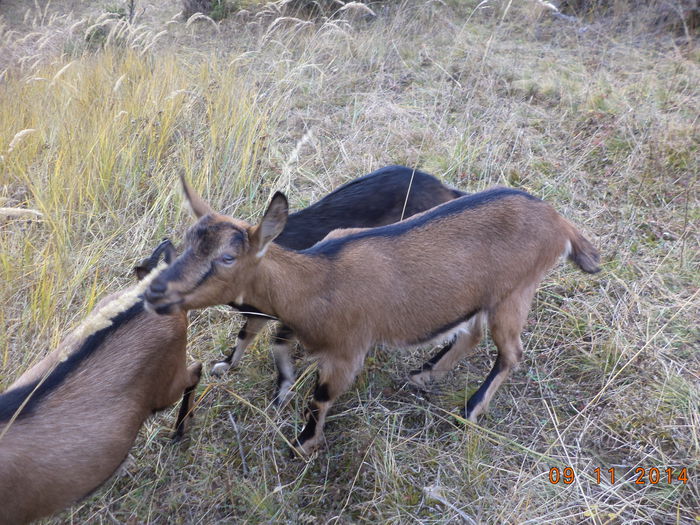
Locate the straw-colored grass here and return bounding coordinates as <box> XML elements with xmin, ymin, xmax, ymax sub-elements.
<box><xmin>1</xmin><ymin>1</ymin><xmax>697</xmax><ymax>523</ymax></box>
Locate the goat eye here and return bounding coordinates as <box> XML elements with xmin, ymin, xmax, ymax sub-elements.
<box><xmin>219</xmin><ymin>254</ymin><xmax>236</xmax><ymax>265</ymax></box>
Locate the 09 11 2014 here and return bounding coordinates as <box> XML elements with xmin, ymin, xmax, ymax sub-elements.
<box><xmin>548</xmin><ymin>466</ymin><xmax>689</xmax><ymax>485</ymax></box>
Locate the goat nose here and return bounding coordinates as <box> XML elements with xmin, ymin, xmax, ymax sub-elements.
<box><xmin>149</xmin><ymin>280</ymin><xmax>167</xmax><ymax>296</ymax></box>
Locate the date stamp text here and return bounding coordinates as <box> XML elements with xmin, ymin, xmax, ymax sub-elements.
<box><xmin>548</xmin><ymin>467</ymin><xmax>689</xmax><ymax>485</ymax></box>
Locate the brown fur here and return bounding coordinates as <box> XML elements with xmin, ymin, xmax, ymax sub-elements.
<box><xmin>146</xmin><ymin>181</ymin><xmax>600</xmax><ymax>455</ymax></box>
<box><xmin>0</xmin><ymin>260</ymin><xmax>201</xmax><ymax>524</ymax></box>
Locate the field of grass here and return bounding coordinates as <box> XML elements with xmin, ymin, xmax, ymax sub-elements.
<box><xmin>1</xmin><ymin>0</ymin><xmax>698</xmax><ymax>523</ymax></box>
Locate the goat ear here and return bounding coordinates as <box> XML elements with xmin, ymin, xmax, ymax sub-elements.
<box><xmin>180</xmin><ymin>174</ymin><xmax>214</xmax><ymax>218</ymax></box>
<box><xmin>134</xmin><ymin>263</ymin><xmax>150</xmax><ymax>281</ymax></box>
<box><xmin>251</xmin><ymin>192</ymin><xmax>288</xmax><ymax>258</ymax></box>
<box><xmin>134</xmin><ymin>239</ymin><xmax>178</xmax><ymax>281</ymax></box>
<box><xmin>161</xmin><ymin>240</ymin><xmax>177</xmax><ymax>264</ymax></box>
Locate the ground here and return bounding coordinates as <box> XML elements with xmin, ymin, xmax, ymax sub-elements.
<box><xmin>0</xmin><ymin>0</ymin><xmax>698</xmax><ymax>523</ymax></box>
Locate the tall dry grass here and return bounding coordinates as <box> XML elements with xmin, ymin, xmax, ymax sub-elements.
<box><xmin>0</xmin><ymin>0</ymin><xmax>698</xmax><ymax>523</ymax></box>
<box><xmin>0</xmin><ymin>45</ymin><xmax>268</xmax><ymax>367</ymax></box>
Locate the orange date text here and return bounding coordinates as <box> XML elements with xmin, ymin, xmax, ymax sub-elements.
<box><xmin>548</xmin><ymin>467</ymin><xmax>688</xmax><ymax>485</ymax></box>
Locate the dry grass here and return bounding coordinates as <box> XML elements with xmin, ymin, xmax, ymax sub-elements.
<box><xmin>1</xmin><ymin>0</ymin><xmax>698</xmax><ymax>523</ymax></box>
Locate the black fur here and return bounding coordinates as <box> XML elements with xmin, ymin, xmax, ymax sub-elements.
<box><xmin>135</xmin><ymin>239</ymin><xmax>175</xmax><ymax>280</ymax></box>
<box><xmin>465</xmin><ymin>355</ymin><xmax>505</xmax><ymax>418</ymax></box>
<box><xmin>303</xmin><ymin>188</ymin><xmax>539</xmax><ymax>258</ymax></box>
<box><xmin>172</xmin><ymin>383</ymin><xmax>196</xmax><ymax>441</ymax></box>
<box><xmin>273</xmin><ymin>325</ymin><xmax>294</xmax><ymax>344</ymax></box>
<box><xmin>0</xmin><ymin>302</ymin><xmax>145</xmax><ymax>422</ymax></box>
<box><xmin>275</xmin><ymin>165</ymin><xmax>462</xmax><ymax>250</ymax></box>
<box><xmin>313</xmin><ymin>383</ymin><xmax>331</xmax><ymax>403</ymax></box>
<box><xmin>296</xmin><ymin>403</ymin><xmax>320</xmax><ymax>445</ymax></box>
<box><xmin>275</xmin><ymin>370</ymin><xmax>286</xmax><ymax>390</ymax></box>
<box><xmin>427</xmin><ymin>340</ymin><xmax>456</xmax><ymax>366</ymax></box>
<box><xmin>409</xmin><ymin>340</ymin><xmax>456</xmax><ymax>375</ymax></box>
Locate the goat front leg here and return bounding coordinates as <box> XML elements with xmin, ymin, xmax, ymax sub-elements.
<box><xmin>172</xmin><ymin>362</ymin><xmax>203</xmax><ymax>441</ymax></box>
<box><xmin>293</xmin><ymin>351</ymin><xmax>366</xmax><ymax>457</ymax></box>
<box><xmin>211</xmin><ymin>315</ymin><xmax>269</xmax><ymax>375</ymax></box>
<box><xmin>271</xmin><ymin>324</ymin><xmax>297</xmax><ymax>408</ymax></box>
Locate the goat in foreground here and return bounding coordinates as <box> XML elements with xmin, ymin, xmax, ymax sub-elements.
<box><xmin>145</xmin><ymin>182</ymin><xmax>600</xmax><ymax>455</ymax></box>
<box><xmin>212</xmin><ymin>165</ymin><xmax>464</xmax><ymax>407</ymax></box>
<box><xmin>0</xmin><ymin>241</ymin><xmax>202</xmax><ymax>525</ymax></box>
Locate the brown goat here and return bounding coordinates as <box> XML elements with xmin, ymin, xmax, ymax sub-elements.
<box><xmin>144</xmin><ymin>180</ymin><xmax>600</xmax><ymax>455</ymax></box>
<box><xmin>211</xmin><ymin>165</ymin><xmax>463</xmax><ymax>409</ymax></box>
<box><xmin>0</xmin><ymin>241</ymin><xmax>202</xmax><ymax>525</ymax></box>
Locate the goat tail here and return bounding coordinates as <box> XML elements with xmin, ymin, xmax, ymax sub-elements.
<box><xmin>564</xmin><ymin>220</ymin><xmax>601</xmax><ymax>274</ymax></box>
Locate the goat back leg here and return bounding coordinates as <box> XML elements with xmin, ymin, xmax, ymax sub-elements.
<box><xmin>271</xmin><ymin>324</ymin><xmax>297</xmax><ymax>408</ymax></box>
<box><xmin>172</xmin><ymin>361</ymin><xmax>203</xmax><ymax>441</ymax></box>
<box><xmin>293</xmin><ymin>351</ymin><xmax>367</xmax><ymax>457</ymax></box>
<box><xmin>211</xmin><ymin>315</ymin><xmax>269</xmax><ymax>375</ymax></box>
<box><xmin>465</xmin><ymin>287</ymin><xmax>535</xmax><ymax>423</ymax></box>
<box><xmin>408</xmin><ymin>312</ymin><xmax>486</xmax><ymax>389</ymax></box>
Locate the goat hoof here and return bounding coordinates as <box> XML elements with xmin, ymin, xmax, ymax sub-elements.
<box><xmin>407</xmin><ymin>370</ymin><xmax>430</xmax><ymax>390</ymax></box>
<box><xmin>405</xmin><ymin>375</ymin><xmax>438</xmax><ymax>396</ymax></box>
<box><xmin>462</xmin><ymin>404</ymin><xmax>481</xmax><ymax>424</ymax></box>
<box><xmin>171</xmin><ymin>427</ymin><xmax>194</xmax><ymax>444</ymax></box>
<box><xmin>291</xmin><ymin>434</ymin><xmax>322</xmax><ymax>459</ymax></box>
<box><xmin>406</xmin><ymin>373</ymin><xmax>443</xmax><ymax>397</ymax></box>
<box><xmin>210</xmin><ymin>360</ymin><xmax>231</xmax><ymax>376</ymax></box>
